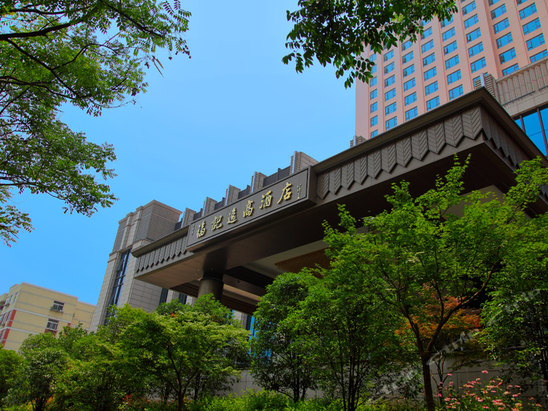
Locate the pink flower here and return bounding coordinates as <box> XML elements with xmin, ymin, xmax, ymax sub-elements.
<box><xmin>482</xmin><ymin>370</ymin><xmax>489</xmax><ymax>374</ymax></box>
<box><xmin>447</xmin><ymin>373</ymin><xmax>452</xmax><ymax>376</ymax></box>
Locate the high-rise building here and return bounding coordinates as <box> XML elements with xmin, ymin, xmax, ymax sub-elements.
<box><xmin>0</xmin><ymin>283</ymin><xmax>95</xmax><ymax>351</ymax></box>
<box><xmin>355</xmin><ymin>0</ymin><xmax>548</xmax><ymax>141</ymax></box>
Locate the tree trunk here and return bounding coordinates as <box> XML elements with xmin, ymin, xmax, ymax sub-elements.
<box><xmin>421</xmin><ymin>354</ymin><xmax>435</xmax><ymax>411</ymax></box>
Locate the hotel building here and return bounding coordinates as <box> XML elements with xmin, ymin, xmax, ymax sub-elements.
<box><xmin>355</xmin><ymin>0</ymin><xmax>548</xmax><ymax>146</ymax></box>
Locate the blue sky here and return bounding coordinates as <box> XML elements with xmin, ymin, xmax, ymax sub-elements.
<box><xmin>1</xmin><ymin>0</ymin><xmax>354</xmax><ymax>304</ymax></box>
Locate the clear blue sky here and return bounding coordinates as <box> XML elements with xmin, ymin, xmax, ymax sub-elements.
<box><xmin>0</xmin><ymin>0</ymin><xmax>355</xmax><ymax>305</ymax></box>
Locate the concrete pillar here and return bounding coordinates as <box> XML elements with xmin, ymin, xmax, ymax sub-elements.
<box><xmin>197</xmin><ymin>272</ymin><xmax>224</xmax><ymax>300</ymax></box>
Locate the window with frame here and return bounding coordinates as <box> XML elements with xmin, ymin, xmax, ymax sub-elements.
<box><xmin>421</xmin><ymin>27</ymin><xmax>433</xmax><ymax>39</ymax></box>
<box><xmin>422</xmin><ymin>40</ymin><xmax>434</xmax><ymax>53</ymax></box>
<box><xmin>370</xmin><ymin>130</ymin><xmax>378</xmax><ymax>138</ymax></box>
<box><xmin>404</xmin><ymin>78</ymin><xmax>416</xmax><ymax>91</ymax></box>
<box><xmin>384</xmin><ymin>75</ymin><xmax>395</xmax><ymax>87</ymax></box>
<box><xmin>384</xmin><ymin>62</ymin><xmax>395</xmax><ymax>74</ymax></box>
<box><xmin>468</xmin><ymin>42</ymin><xmax>484</xmax><ymax>57</ymax></box>
<box><xmin>107</xmin><ymin>249</ymin><xmax>131</xmax><ymax>310</ymax></box>
<box><xmin>502</xmin><ymin>64</ymin><xmax>519</xmax><ymax>75</ymax></box>
<box><xmin>426</xmin><ymin>96</ymin><xmax>440</xmax><ymax>111</ymax></box>
<box><xmin>405</xmin><ymin>92</ymin><xmax>417</xmax><ymax>105</ymax></box>
<box><xmin>178</xmin><ymin>293</ymin><xmax>188</xmax><ymax>304</ymax></box>
<box><xmin>519</xmin><ymin>3</ymin><xmax>537</xmax><ymax>19</ymax></box>
<box><xmin>385</xmin><ymin>88</ymin><xmax>396</xmax><ymax>101</ymax></box>
<box><xmin>385</xmin><ymin>116</ymin><xmax>397</xmax><ymax>130</ymax></box>
<box><xmin>423</xmin><ymin>53</ymin><xmax>435</xmax><ymax>66</ymax></box>
<box><xmin>444</xmin><ymin>41</ymin><xmax>458</xmax><ymax>55</ymax></box>
<box><xmin>527</xmin><ymin>33</ymin><xmax>545</xmax><ymax>50</ymax></box>
<box><xmin>46</xmin><ymin>319</ymin><xmax>59</xmax><ymax>333</ymax></box>
<box><xmin>403</xmin><ymin>65</ymin><xmax>415</xmax><ymax>77</ymax></box>
<box><xmin>405</xmin><ymin>107</ymin><xmax>418</xmax><ymax>120</ymax></box>
<box><xmin>471</xmin><ymin>57</ymin><xmax>487</xmax><ymax>72</ymax></box>
<box><xmin>385</xmin><ymin>102</ymin><xmax>397</xmax><ymax>115</ymax></box>
<box><xmin>493</xmin><ymin>18</ymin><xmax>510</xmax><ymax>33</ymax></box>
<box><xmin>488</xmin><ymin>0</ymin><xmax>500</xmax><ymax>4</ymax></box>
<box><xmin>402</xmin><ymin>40</ymin><xmax>413</xmax><ymax>50</ymax></box>
<box><xmin>443</xmin><ymin>28</ymin><xmax>456</xmax><ymax>42</ymax></box>
<box><xmin>384</xmin><ymin>50</ymin><xmax>395</xmax><ymax>61</ymax></box>
<box><xmin>370</xmin><ymin>54</ymin><xmax>377</xmax><ymax>61</ymax></box>
<box><xmin>445</xmin><ymin>55</ymin><xmax>460</xmax><ymax>69</ymax></box>
<box><xmin>441</xmin><ymin>17</ymin><xmax>454</xmax><ymax>28</ymax></box>
<box><xmin>370</xmin><ymin>102</ymin><xmax>378</xmax><ymax>113</ymax></box>
<box><xmin>464</xmin><ymin>14</ymin><xmax>479</xmax><ymax>29</ymax></box>
<box><xmin>491</xmin><ymin>4</ymin><xmax>506</xmax><ymax>19</ymax></box>
<box><xmin>424</xmin><ymin>67</ymin><xmax>437</xmax><ymax>81</ymax></box>
<box><xmin>523</xmin><ymin>18</ymin><xmax>541</xmax><ymax>35</ymax></box>
<box><xmin>425</xmin><ymin>81</ymin><xmax>439</xmax><ymax>95</ymax></box>
<box><xmin>499</xmin><ymin>47</ymin><xmax>516</xmax><ymax>63</ymax></box>
<box><xmin>530</xmin><ymin>49</ymin><xmax>548</xmax><ymax>62</ymax></box>
<box><xmin>51</xmin><ymin>301</ymin><xmax>64</xmax><ymax>312</ymax></box>
<box><xmin>447</xmin><ymin>70</ymin><xmax>462</xmax><ymax>84</ymax></box>
<box><xmin>516</xmin><ymin>0</ymin><xmax>529</xmax><ymax>5</ymax></box>
<box><xmin>402</xmin><ymin>51</ymin><xmax>414</xmax><ymax>64</ymax></box>
<box><xmin>370</xmin><ymin>77</ymin><xmax>377</xmax><ymax>86</ymax></box>
<box><xmin>371</xmin><ymin>64</ymin><xmax>377</xmax><ymax>74</ymax></box>
<box><xmin>466</xmin><ymin>28</ymin><xmax>481</xmax><ymax>42</ymax></box>
<box><xmin>449</xmin><ymin>85</ymin><xmax>464</xmax><ymax>100</ymax></box>
<box><xmin>462</xmin><ymin>1</ymin><xmax>476</xmax><ymax>15</ymax></box>
<box><xmin>497</xmin><ymin>32</ymin><xmax>513</xmax><ymax>48</ymax></box>
<box><xmin>370</xmin><ymin>116</ymin><xmax>378</xmax><ymax>126</ymax></box>
<box><xmin>370</xmin><ymin>89</ymin><xmax>377</xmax><ymax>99</ymax></box>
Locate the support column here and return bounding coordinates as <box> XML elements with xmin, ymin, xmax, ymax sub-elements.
<box><xmin>197</xmin><ymin>271</ymin><xmax>224</xmax><ymax>301</ymax></box>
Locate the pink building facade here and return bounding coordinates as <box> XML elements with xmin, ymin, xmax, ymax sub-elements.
<box><xmin>356</xmin><ymin>0</ymin><xmax>548</xmax><ymax>139</ymax></box>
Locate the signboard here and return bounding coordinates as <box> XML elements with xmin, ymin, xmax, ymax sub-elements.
<box><xmin>187</xmin><ymin>169</ymin><xmax>310</xmax><ymax>247</ymax></box>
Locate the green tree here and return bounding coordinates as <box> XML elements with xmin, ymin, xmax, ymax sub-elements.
<box><xmin>316</xmin><ymin>157</ymin><xmax>548</xmax><ymax>410</ymax></box>
<box><xmin>0</xmin><ymin>347</ymin><xmax>22</xmax><ymax>405</ymax></box>
<box><xmin>283</xmin><ymin>0</ymin><xmax>457</xmax><ymax>87</ymax></box>
<box><xmin>0</xmin><ymin>0</ymin><xmax>190</xmax><ymax>245</ymax></box>
<box><xmin>250</xmin><ymin>271</ymin><xmax>319</xmax><ymax>402</ymax></box>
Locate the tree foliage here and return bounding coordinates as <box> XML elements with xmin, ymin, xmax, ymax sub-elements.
<box><xmin>0</xmin><ymin>0</ymin><xmax>190</xmax><ymax>245</ymax></box>
<box><xmin>283</xmin><ymin>0</ymin><xmax>457</xmax><ymax>87</ymax></box>
<box><xmin>0</xmin><ymin>347</ymin><xmax>21</xmax><ymax>405</ymax></box>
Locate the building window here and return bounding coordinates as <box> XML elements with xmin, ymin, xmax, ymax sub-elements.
<box><xmin>441</xmin><ymin>16</ymin><xmax>454</xmax><ymax>28</ymax></box>
<box><xmin>496</xmin><ymin>32</ymin><xmax>513</xmax><ymax>48</ymax></box>
<box><xmin>422</xmin><ymin>40</ymin><xmax>434</xmax><ymax>53</ymax></box>
<box><xmin>471</xmin><ymin>57</ymin><xmax>487</xmax><ymax>72</ymax></box>
<box><xmin>444</xmin><ymin>41</ymin><xmax>458</xmax><ymax>55</ymax></box>
<box><xmin>370</xmin><ymin>77</ymin><xmax>377</xmax><ymax>86</ymax></box>
<box><xmin>107</xmin><ymin>249</ymin><xmax>131</xmax><ymax>310</ymax></box>
<box><xmin>371</xmin><ymin>64</ymin><xmax>377</xmax><ymax>74</ymax></box>
<box><xmin>384</xmin><ymin>75</ymin><xmax>395</xmax><ymax>87</ymax></box>
<box><xmin>499</xmin><ymin>47</ymin><xmax>516</xmax><ymax>63</ymax></box>
<box><xmin>493</xmin><ymin>18</ymin><xmax>510</xmax><ymax>34</ymax></box>
<box><xmin>370</xmin><ymin>102</ymin><xmax>378</xmax><ymax>113</ymax></box>
<box><xmin>462</xmin><ymin>1</ymin><xmax>476</xmax><ymax>15</ymax></box>
<box><xmin>404</xmin><ymin>78</ymin><xmax>416</xmax><ymax>91</ymax></box>
<box><xmin>405</xmin><ymin>107</ymin><xmax>418</xmax><ymax>120</ymax></box>
<box><xmin>385</xmin><ymin>116</ymin><xmax>398</xmax><ymax>130</ymax></box>
<box><xmin>51</xmin><ymin>301</ymin><xmax>64</xmax><ymax>312</ymax></box>
<box><xmin>514</xmin><ymin>106</ymin><xmax>548</xmax><ymax>154</ymax></box>
<box><xmin>491</xmin><ymin>4</ymin><xmax>507</xmax><ymax>19</ymax></box>
<box><xmin>516</xmin><ymin>0</ymin><xmax>529</xmax><ymax>5</ymax></box>
<box><xmin>370</xmin><ymin>130</ymin><xmax>378</xmax><ymax>138</ymax></box>
<box><xmin>445</xmin><ymin>55</ymin><xmax>460</xmax><ymax>69</ymax></box>
<box><xmin>384</xmin><ymin>50</ymin><xmax>394</xmax><ymax>61</ymax></box>
<box><xmin>46</xmin><ymin>319</ymin><xmax>59</xmax><ymax>333</ymax></box>
<box><xmin>178</xmin><ymin>293</ymin><xmax>188</xmax><ymax>304</ymax></box>
<box><xmin>424</xmin><ymin>67</ymin><xmax>437</xmax><ymax>81</ymax></box>
<box><xmin>523</xmin><ymin>18</ymin><xmax>540</xmax><ymax>35</ymax></box>
<box><xmin>426</xmin><ymin>96</ymin><xmax>440</xmax><ymax>111</ymax></box>
<box><xmin>466</xmin><ymin>28</ymin><xmax>481</xmax><ymax>42</ymax></box>
<box><xmin>385</xmin><ymin>102</ymin><xmax>397</xmax><ymax>115</ymax></box>
<box><xmin>370</xmin><ymin>54</ymin><xmax>377</xmax><ymax>61</ymax></box>
<box><xmin>502</xmin><ymin>64</ymin><xmax>519</xmax><ymax>75</ymax></box>
<box><xmin>447</xmin><ymin>70</ymin><xmax>462</xmax><ymax>84</ymax></box>
<box><xmin>159</xmin><ymin>288</ymin><xmax>168</xmax><ymax>304</ymax></box>
<box><xmin>464</xmin><ymin>14</ymin><xmax>479</xmax><ymax>29</ymax></box>
<box><xmin>423</xmin><ymin>53</ymin><xmax>435</xmax><ymax>66</ymax></box>
<box><xmin>468</xmin><ymin>42</ymin><xmax>484</xmax><ymax>57</ymax></box>
<box><xmin>421</xmin><ymin>26</ymin><xmax>433</xmax><ymax>39</ymax></box>
<box><xmin>425</xmin><ymin>81</ymin><xmax>439</xmax><ymax>96</ymax></box>
<box><xmin>442</xmin><ymin>28</ymin><xmax>456</xmax><ymax>42</ymax></box>
<box><xmin>449</xmin><ymin>85</ymin><xmax>464</xmax><ymax>100</ymax></box>
<box><xmin>527</xmin><ymin>33</ymin><xmax>545</xmax><ymax>50</ymax></box>
<box><xmin>403</xmin><ymin>64</ymin><xmax>415</xmax><ymax>77</ymax></box>
<box><xmin>402</xmin><ymin>40</ymin><xmax>413</xmax><ymax>50</ymax></box>
<box><xmin>405</xmin><ymin>92</ymin><xmax>417</xmax><ymax>105</ymax></box>
<box><xmin>370</xmin><ymin>116</ymin><xmax>378</xmax><ymax>126</ymax></box>
<box><xmin>384</xmin><ymin>62</ymin><xmax>395</xmax><ymax>74</ymax></box>
<box><xmin>530</xmin><ymin>49</ymin><xmax>548</xmax><ymax>62</ymax></box>
<box><xmin>385</xmin><ymin>88</ymin><xmax>396</xmax><ymax>101</ymax></box>
<box><xmin>488</xmin><ymin>0</ymin><xmax>501</xmax><ymax>5</ymax></box>
<box><xmin>402</xmin><ymin>51</ymin><xmax>414</xmax><ymax>64</ymax></box>
<box><xmin>370</xmin><ymin>89</ymin><xmax>377</xmax><ymax>99</ymax></box>
<box><xmin>519</xmin><ymin>3</ymin><xmax>537</xmax><ymax>19</ymax></box>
